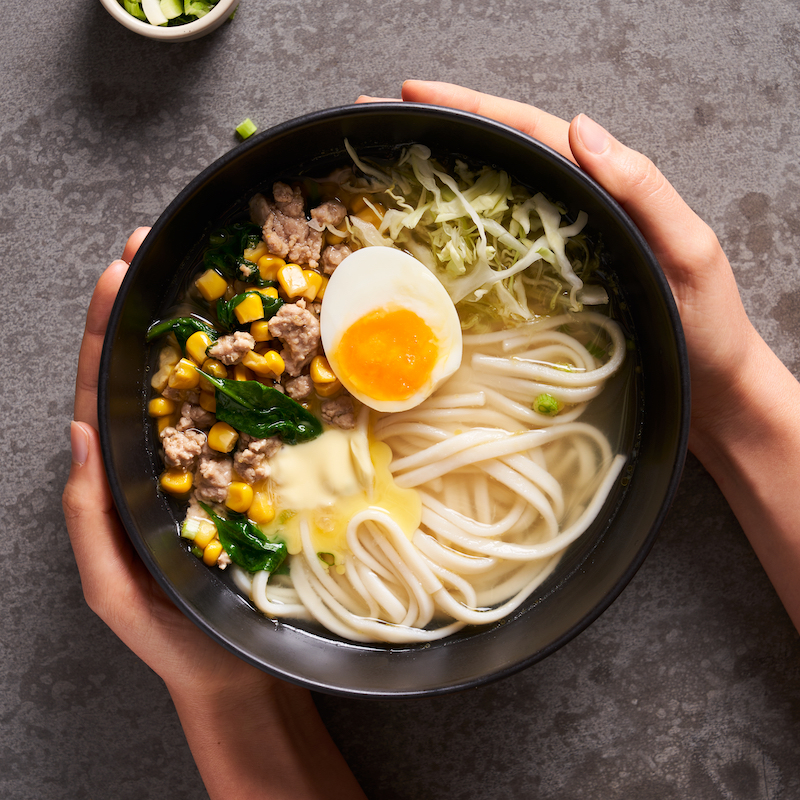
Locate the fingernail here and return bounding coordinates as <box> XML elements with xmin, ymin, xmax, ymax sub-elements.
<box><xmin>70</xmin><ymin>421</ymin><xmax>89</xmax><ymax>466</ymax></box>
<box><xmin>577</xmin><ymin>114</ymin><xmax>610</xmax><ymax>154</ymax></box>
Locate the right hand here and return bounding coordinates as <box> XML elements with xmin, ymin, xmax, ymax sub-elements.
<box><xmin>359</xmin><ymin>81</ymin><xmax>761</xmax><ymax>450</ymax></box>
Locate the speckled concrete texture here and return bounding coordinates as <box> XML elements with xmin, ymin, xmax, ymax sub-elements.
<box><xmin>2</xmin><ymin>0</ymin><xmax>799</xmax><ymax>797</ymax></box>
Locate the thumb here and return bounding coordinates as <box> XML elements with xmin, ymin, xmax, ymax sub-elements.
<box><xmin>62</xmin><ymin>421</ymin><xmax>139</xmax><ymax>618</ymax></box>
<box><xmin>63</xmin><ymin>421</ymin><xmax>116</xmax><ymax>525</ymax></box>
<box><xmin>567</xmin><ymin>114</ymin><xmax>722</xmax><ymax>288</ymax></box>
<box><xmin>567</xmin><ymin>113</ymin><xmax>757</xmax><ymax>425</ymax></box>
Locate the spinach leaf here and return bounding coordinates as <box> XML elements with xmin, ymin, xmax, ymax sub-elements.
<box><xmin>200</xmin><ymin>373</ymin><xmax>322</xmax><ymax>444</ymax></box>
<box><xmin>203</xmin><ymin>222</ymin><xmax>263</xmax><ymax>281</ymax></box>
<box><xmin>146</xmin><ymin>316</ymin><xmax>219</xmax><ymax>352</ymax></box>
<box><xmin>199</xmin><ymin>503</ymin><xmax>287</xmax><ymax>573</ymax></box>
<box><xmin>216</xmin><ymin>291</ymin><xmax>284</xmax><ymax>331</ymax></box>
<box><xmin>234</xmin><ymin>257</ymin><xmax>259</xmax><ymax>282</ymax></box>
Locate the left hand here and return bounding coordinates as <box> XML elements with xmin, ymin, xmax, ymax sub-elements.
<box><xmin>62</xmin><ymin>227</ymin><xmax>278</xmax><ymax>699</ymax></box>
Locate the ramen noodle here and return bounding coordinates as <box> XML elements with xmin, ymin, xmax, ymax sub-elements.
<box><xmin>146</xmin><ymin>144</ymin><xmax>630</xmax><ymax>643</ymax></box>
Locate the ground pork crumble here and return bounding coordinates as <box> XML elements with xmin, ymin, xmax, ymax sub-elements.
<box><xmin>154</xmin><ymin>177</ymin><xmax>365</xmax><ymax>571</ymax></box>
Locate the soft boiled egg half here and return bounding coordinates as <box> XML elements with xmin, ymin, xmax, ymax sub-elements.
<box><xmin>320</xmin><ymin>247</ymin><xmax>463</xmax><ymax>412</ymax></box>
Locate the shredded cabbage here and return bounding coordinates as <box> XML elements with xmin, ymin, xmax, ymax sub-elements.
<box><xmin>344</xmin><ymin>142</ymin><xmax>607</xmax><ymax>327</ymax></box>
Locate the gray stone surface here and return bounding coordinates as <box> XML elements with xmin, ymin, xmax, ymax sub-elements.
<box><xmin>2</xmin><ymin>0</ymin><xmax>799</xmax><ymax>797</ymax></box>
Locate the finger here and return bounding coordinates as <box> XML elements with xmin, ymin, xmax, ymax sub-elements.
<box><xmin>400</xmin><ymin>81</ymin><xmax>575</xmax><ymax>162</ymax></box>
<box><xmin>63</xmin><ymin>423</ymin><xmax>256</xmax><ymax>693</ymax></box>
<box><xmin>62</xmin><ymin>422</ymin><xmax>148</xmax><ymax>623</ymax></box>
<box><xmin>74</xmin><ymin>227</ymin><xmax>149</xmax><ymax>427</ymax></box>
<box><xmin>74</xmin><ymin>260</ymin><xmax>130</xmax><ymax>426</ymax></box>
<box><xmin>122</xmin><ymin>226</ymin><xmax>151</xmax><ymax>264</ymax></box>
<box><xmin>355</xmin><ymin>95</ymin><xmax>401</xmax><ymax>103</ymax></box>
<box><xmin>568</xmin><ymin>114</ymin><xmax>723</xmax><ymax>286</ymax></box>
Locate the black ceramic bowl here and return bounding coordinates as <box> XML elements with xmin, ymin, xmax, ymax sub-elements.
<box><xmin>99</xmin><ymin>103</ymin><xmax>689</xmax><ymax>698</ymax></box>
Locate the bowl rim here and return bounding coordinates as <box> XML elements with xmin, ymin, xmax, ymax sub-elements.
<box><xmin>99</xmin><ymin>102</ymin><xmax>691</xmax><ymax>697</ymax></box>
<box><xmin>98</xmin><ymin>0</ymin><xmax>240</xmax><ymax>40</ymax></box>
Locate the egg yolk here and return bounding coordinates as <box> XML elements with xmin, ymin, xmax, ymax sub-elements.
<box><xmin>267</xmin><ymin>439</ymin><xmax>422</xmax><ymax>569</ymax></box>
<box><xmin>335</xmin><ymin>307</ymin><xmax>439</xmax><ymax>401</ymax></box>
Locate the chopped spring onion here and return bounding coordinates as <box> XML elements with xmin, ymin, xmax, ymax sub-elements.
<box><xmin>142</xmin><ymin>0</ymin><xmax>168</xmax><ymax>24</ymax></box>
<box><xmin>118</xmin><ymin>0</ymin><xmax>220</xmax><ymax>25</ymax></box>
<box><xmin>160</xmin><ymin>0</ymin><xmax>184</xmax><ymax>19</ymax></box>
<box><xmin>236</xmin><ymin>118</ymin><xmax>258</xmax><ymax>140</ymax></box>
<box><xmin>184</xmin><ymin>0</ymin><xmax>215</xmax><ymax>17</ymax></box>
<box><xmin>122</xmin><ymin>0</ymin><xmax>147</xmax><ymax>20</ymax></box>
<box><xmin>533</xmin><ymin>393</ymin><xmax>560</xmax><ymax>416</ymax></box>
<box><xmin>181</xmin><ymin>518</ymin><xmax>216</xmax><ymax>541</ymax></box>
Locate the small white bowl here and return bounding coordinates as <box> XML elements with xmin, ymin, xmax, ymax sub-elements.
<box><xmin>99</xmin><ymin>0</ymin><xmax>240</xmax><ymax>42</ymax></box>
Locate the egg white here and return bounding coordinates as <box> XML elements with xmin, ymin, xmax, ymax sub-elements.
<box><xmin>320</xmin><ymin>246</ymin><xmax>463</xmax><ymax>412</ymax></box>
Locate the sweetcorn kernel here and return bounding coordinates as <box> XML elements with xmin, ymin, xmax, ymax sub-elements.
<box><xmin>241</xmin><ymin>351</ymin><xmax>268</xmax><ymax>374</ymax></box>
<box><xmin>185</xmin><ymin>331</ymin><xmax>213</xmax><ymax>365</ymax></box>
<box><xmin>201</xmin><ymin>358</ymin><xmax>228</xmax><ymax>379</ymax></box>
<box><xmin>226</xmin><ymin>482</ymin><xmax>255</xmax><ymax>513</ymax></box>
<box><xmin>315</xmin><ymin>378</ymin><xmax>342</xmax><ymax>397</ymax></box>
<box><xmin>198</xmin><ymin>357</ymin><xmax>227</xmax><ymax>391</ymax></box>
<box><xmin>150</xmin><ymin>370</ymin><xmax>170</xmax><ymax>394</ymax></box>
<box><xmin>242</xmin><ymin>350</ymin><xmax>285</xmax><ymax>378</ymax></box>
<box><xmin>310</xmin><ymin>355</ymin><xmax>336</xmax><ymax>384</ymax></box>
<box><xmin>193</xmin><ymin>521</ymin><xmax>217</xmax><ymax>550</ymax></box>
<box><xmin>195</xmin><ymin>269</ymin><xmax>228</xmax><ymax>302</ymax></box>
<box><xmin>258</xmin><ymin>255</ymin><xmax>286</xmax><ymax>281</ymax></box>
<box><xmin>208</xmin><ymin>422</ymin><xmax>239</xmax><ymax>453</ymax></box>
<box><xmin>301</xmin><ymin>270</ymin><xmax>323</xmax><ymax>301</ymax></box>
<box><xmin>349</xmin><ymin>194</ymin><xmax>368</xmax><ymax>213</ymax></box>
<box><xmin>159</xmin><ymin>469</ymin><xmax>193</xmax><ymax>496</ymax></box>
<box><xmin>148</xmin><ymin>397</ymin><xmax>178</xmax><ymax>417</ymax></box>
<box><xmin>248</xmin><ymin>491</ymin><xmax>275</xmax><ymax>524</ymax></box>
<box><xmin>277</xmin><ymin>264</ymin><xmax>309</xmax><ymax>298</ymax></box>
<box><xmin>199</xmin><ymin>391</ymin><xmax>217</xmax><ymax>413</ymax></box>
<box><xmin>232</xmin><ymin>364</ymin><xmax>254</xmax><ymax>382</ymax></box>
<box><xmin>325</xmin><ymin>231</ymin><xmax>346</xmax><ymax>246</ymax></box>
<box><xmin>262</xmin><ymin>350</ymin><xmax>285</xmax><ymax>377</ymax></box>
<box><xmin>158</xmin><ymin>344</ymin><xmax>181</xmax><ymax>369</ymax></box>
<box><xmin>355</xmin><ymin>202</ymin><xmax>385</xmax><ymax>228</ymax></box>
<box><xmin>250</xmin><ymin>320</ymin><xmax>272</xmax><ymax>342</ymax></box>
<box><xmin>202</xmin><ymin>539</ymin><xmax>224</xmax><ymax>566</ymax></box>
<box><xmin>168</xmin><ymin>358</ymin><xmax>200</xmax><ymax>390</ymax></box>
<box><xmin>234</xmin><ymin>293</ymin><xmax>265</xmax><ymax>324</ymax></box>
<box><xmin>244</xmin><ymin>240</ymin><xmax>269</xmax><ymax>263</ymax></box>
<box><xmin>151</xmin><ymin>344</ymin><xmax>181</xmax><ymax>393</ymax></box>
<box><xmin>315</xmin><ymin>274</ymin><xmax>329</xmax><ymax>300</ymax></box>
<box><xmin>157</xmin><ymin>413</ymin><xmax>179</xmax><ymax>435</ymax></box>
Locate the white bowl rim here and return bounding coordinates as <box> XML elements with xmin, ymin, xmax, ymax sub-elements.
<box><xmin>98</xmin><ymin>0</ymin><xmax>240</xmax><ymax>40</ymax></box>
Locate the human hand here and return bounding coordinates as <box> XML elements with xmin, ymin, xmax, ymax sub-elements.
<box><xmin>62</xmin><ymin>230</ymin><xmax>363</xmax><ymax>799</ymax></box>
<box><xmin>62</xmin><ymin>228</ymin><xmax>282</xmax><ymax>700</ymax></box>
<box><xmin>357</xmin><ymin>81</ymin><xmax>762</xmax><ymax>452</ymax></box>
